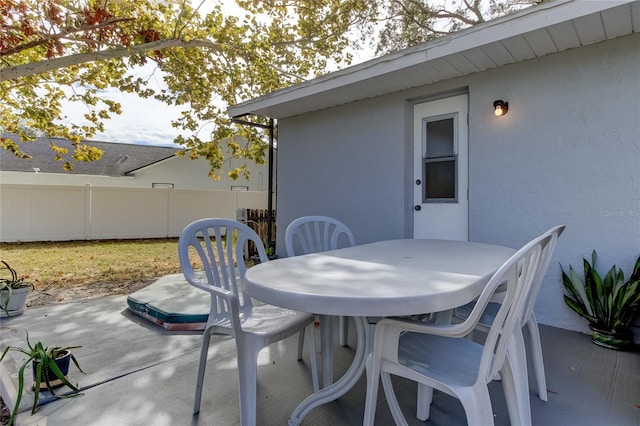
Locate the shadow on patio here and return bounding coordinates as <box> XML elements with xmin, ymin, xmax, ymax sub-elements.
<box><xmin>0</xmin><ymin>295</ymin><xmax>637</xmax><ymax>425</ymax></box>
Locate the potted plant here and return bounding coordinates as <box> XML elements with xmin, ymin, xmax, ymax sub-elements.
<box><xmin>0</xmin><ymin>332</ymin><xmax>84</xmax><ymax>426</ymax></box>
<box><xmin>561</xmin><ymin>251</ymin><xmax>640</xmax><ymax>350</ymax></box>
<box><xmin>0</xmin><ymin>260</ymin><xmax>34</xmax><ymax>317</ymax></box>
<box><xmin>250</xmin><ymin>245</ymin><xmax>278</xmax><ymax>264</ymax></box>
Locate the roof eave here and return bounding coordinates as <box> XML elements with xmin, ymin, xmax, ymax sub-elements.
<box><xmin>228</xmin><ymin>0</ymin><xmax>638</xmax><ymax>119</ymax></box>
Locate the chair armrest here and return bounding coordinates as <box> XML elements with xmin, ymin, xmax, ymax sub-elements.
<box><xmin>184</xmin><ymin>273</ymin><xmax>241</xmax><ymax>311</ymax></box>
<box><xmin>372</xmin><ymin>316</ymin><xmax>478</xmax><ymax>366</ymax></box>
<box><xmin>188</xmin><ymin>278</ymin><xmax>233</xmax><ymax>297</ymax></box>
<box><xmin>379</xmin><ymin>316</ymin><xmax>476</xmax><ymax>338</ymax></box>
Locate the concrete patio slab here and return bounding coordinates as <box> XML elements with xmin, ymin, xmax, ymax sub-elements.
<box><xmin>0</xmin><ymin>295</ymin><xmax>202</xmax><ymax>416</ymax></box>
<box><xmin>1</xmin><ymin>291</ymin><xmax>638</xmax><ymax>425</ymax></box>
<box><xmin>1</xmin><ymin>294</ymin><xmax>319</xmax><ymax>426</ymax></box>
<box><xmin>13</xmin><ymin>327</ymin><xmax>317</xmax><ymax>426</ymax></box>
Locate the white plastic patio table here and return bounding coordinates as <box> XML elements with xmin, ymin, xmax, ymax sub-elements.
<box><xmin>243</xmin><ymin>239</ymin><xmax>515</xmax><ymax>425</ymax></box>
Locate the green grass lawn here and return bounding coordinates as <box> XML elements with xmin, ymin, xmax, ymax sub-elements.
<box><xmin>0</xmin><ymin>239</ymin><xmax>184</xmax><ymax>290</ymax></box>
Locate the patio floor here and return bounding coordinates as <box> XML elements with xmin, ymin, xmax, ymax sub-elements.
<box><xmin>0</xmin><ymin>294</ymin><xmax>638</xmax><ymax>425</ymax></box>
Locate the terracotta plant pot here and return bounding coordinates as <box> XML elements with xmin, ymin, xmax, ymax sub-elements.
<box><xmin>589</xmin><ymin>324</ymin><xmax>635</xmax><ymax>351</ymax></box>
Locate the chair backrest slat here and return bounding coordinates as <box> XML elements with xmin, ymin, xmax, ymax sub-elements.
<box><xmin>467</xmin><ymin>232</ymin><xmax>552</xmax><ymax>383</ymax></box>
<box><xmin>179</xmin><ymin>218</ymin><xmax>268</xmax><ymax>323</ymax></box>
<box><xmin>519</xmin><ymin>225</ymin><xmax>566</xmax><ymax>326</ymax></box>
<box><xmin>285</xmin><ymin>215</ymin><xmax>356</xmax><ymax>257</ymax></box>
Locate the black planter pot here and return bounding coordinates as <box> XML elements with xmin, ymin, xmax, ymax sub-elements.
<box><xmin>589</xmin><ymin>324</ymin><xmax>635</xmax><ymax>351</ymax></box>
<box><xmin>250</xmin><ymin>254</ymin><xmax>278</xmax><ymax>264</ymax></box>
<box><xmin>32</xmin><ymin>350</ymin><xmax>71</xmax><ymax>390</ymax></box>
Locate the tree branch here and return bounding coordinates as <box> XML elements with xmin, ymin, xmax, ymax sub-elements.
<box><xmin>0</xmin><ymin>17</ymin><xmax>136</xmax><ymax>57</ymax></box>
<box><xmin>0</xmin><ymin>38</ymin><xmax>221</xmax><ymax>82</ymax></box>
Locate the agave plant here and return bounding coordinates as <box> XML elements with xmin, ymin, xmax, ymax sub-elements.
<box><xmin>561</xmin><ymin>251</ymin><xmax>640</xmax><ymax>344</ymax></box>
<box><xmin>0</xmin><ymin>331</ymin><xmax>84</xmax><ymax>426</ymax></box>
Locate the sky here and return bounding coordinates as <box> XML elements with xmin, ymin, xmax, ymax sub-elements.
<box><xmin>61</xmin><ymin>1</ymin><xmax>238</xmax><ymax>148</ymax></box>
<box><xmin>60</xmin><ymin>1</ymin><xmax>375</xmax><ymax>148</ymax></box>
<box><xmin>62</xmin><ymin>65</ymin><xmax>189</xmax><ymax>147</ymax></box>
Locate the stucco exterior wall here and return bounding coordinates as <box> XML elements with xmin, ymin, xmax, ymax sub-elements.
<box><xmin>466</xmin><ymin>33</ymin><xmax>640</xmax><ymax>331</ymax></box>
<box><xmin>275</xmin><ymin>32</ymin><xmax>639</xmax><ymax>333</ymax></box>
<box><xmin>276</xmin><ymin>98</ymin><xmax>409</xmax><ymax>246</ymax></box>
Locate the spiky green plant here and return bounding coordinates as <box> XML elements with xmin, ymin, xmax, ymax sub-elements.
<box><xmin>561</xmin><ymin>251</ymin><xmax>640</xmax><ymax>333</ymax></box>
<box><xmin>0</xmin><ymin>331</ymin><xmax>84</xmax><ymax>426</ymax></box>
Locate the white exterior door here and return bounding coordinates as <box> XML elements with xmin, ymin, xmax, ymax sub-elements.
<box><xmin>413</xmin><ymin>94</ymin><xmax>468</xmax><ymax>240</ymax></box>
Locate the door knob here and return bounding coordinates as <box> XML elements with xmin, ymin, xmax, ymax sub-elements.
<box><xmin>415</xmin><ymin>179</ymin><xmax>421</xmax><ymax>185</ymax></box>
<box><xmin>414</xmin><ymin>205</ymin><xmax>421</xmax><ymax>211</ymax></box>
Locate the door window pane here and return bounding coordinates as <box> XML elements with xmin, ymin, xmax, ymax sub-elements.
<box><xmin>425</xmin><ymin>159</ymin><xmax>455</xmax><ymax>199</ymax></box>
<box><xmin>424</xmin><ymin>117</ymin><xmax>457</xmax><ymax>202</ymax></box>
<box><xmin>425</xmin><ymin>119</ymin><xmax>454</xmax><ymax>158</ymax></box>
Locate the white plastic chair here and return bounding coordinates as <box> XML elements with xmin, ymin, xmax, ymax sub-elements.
<box><xmin>363</xmin><ymin>232</ymin><xmax>553</xmax><ymax>426</ymax></box>
<box><xmin>178</xmin><ymin>218</ymin><xmax>318</xmax><ymax>426</ymax></box>
<box><xmin>285</xmin><ymin>215</ymin><xmax>356</xmax><ymax>347</ymax></box>
<box><xmin>454</xmin><ymin>225</ymin><xmax>565</xmax><ymax>404</ymax></box>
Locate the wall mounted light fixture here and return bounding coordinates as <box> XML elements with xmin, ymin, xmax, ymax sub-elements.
<box><xmin>493</xmin><ymin>100</ymin><xmax>508</xmax><ymax>116</ymax></box>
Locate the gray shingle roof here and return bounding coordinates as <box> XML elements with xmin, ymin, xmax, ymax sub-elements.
<box><xmin>0</xmin><ymin>134</ymin><xmax>179</xmax><ymax>177</ymax></box>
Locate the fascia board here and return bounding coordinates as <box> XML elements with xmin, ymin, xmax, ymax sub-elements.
<box><xmin>228</xmin><ymin>0</ymin><xmax>636</xmax><ymax>119</ymax></box>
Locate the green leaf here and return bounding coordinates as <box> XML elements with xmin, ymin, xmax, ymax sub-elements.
<box><xmin>568</xmin><ymin>265</ymin><xmax>593</xmax><ymax>316</ymax></box>
<box><xmin>561</xmin><ymin>252</ymin><xmax>640</xmax><ymax>333</ymax></box>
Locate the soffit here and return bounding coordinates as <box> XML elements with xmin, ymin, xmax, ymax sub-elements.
<box><xmin>228</xmin><ymin>0</ymin><xmax>639</xmax><ymax>119</ymax></box>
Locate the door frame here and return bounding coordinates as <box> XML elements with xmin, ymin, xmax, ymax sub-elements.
<box><xmin>412</xmin><ymin>93</ymin><xmax>469</xmax><ymax>240</ymax></box>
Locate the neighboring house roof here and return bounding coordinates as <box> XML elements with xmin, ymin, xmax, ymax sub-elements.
<box><xmin>228</xmin><ymin>0</ymin><xmax>639</xmax><ymax>119</ymax></box>
<box><xmin>0</xmin><ymin>134</ymin><xmax>179</xmax><ymax>177</ymax></box>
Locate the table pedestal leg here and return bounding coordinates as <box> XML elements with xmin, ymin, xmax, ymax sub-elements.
<box><xmin>319</xmin><ymin>314</ymin><xmax>334</xmax><ymax>388</ymax></box>
<box><xmin>288</xmin><ymin>316</ymin><xmax>368</xmax><ymax>426</ymax></box>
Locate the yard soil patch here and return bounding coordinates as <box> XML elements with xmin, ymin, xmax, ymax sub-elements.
<box><xmin>26</xmin><ymin>277</ymin><xmax>156</xmax><ymax>307</ymax></box>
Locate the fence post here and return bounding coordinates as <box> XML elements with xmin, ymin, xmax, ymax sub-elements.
<box><xmin>165</xmin><ymin>187</ymin><xmax>172</xmax><ymax>238</ymax></box>
<box><xmin>84</xmin><ymin>184</ymin><xmax>91</xmax><ymax>240</ymax></box>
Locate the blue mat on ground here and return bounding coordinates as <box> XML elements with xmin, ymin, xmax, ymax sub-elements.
<box><xmin>127</xmin><ymin>273</ymin><xmax>209</xmax><ymax>331</ymax></box>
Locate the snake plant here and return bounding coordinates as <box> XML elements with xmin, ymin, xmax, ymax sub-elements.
<box><xmin>561</xmin><ymin>251</ymin><xmax>640</xmax><ymax>335</ymax></box>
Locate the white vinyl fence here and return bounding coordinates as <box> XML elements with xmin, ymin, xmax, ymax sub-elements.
<box><xmin>0</xmin><ymin>184</ymin><xmax>268</xmax><ymax>242</ymax></box>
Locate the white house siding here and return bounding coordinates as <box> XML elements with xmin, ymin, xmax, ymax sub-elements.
<box><xmin>275</xmin><ymin>32</ymin><xmax>640</xmax><ymax>334</ymax></box>
<box><xmin>130</xmin><ymin>156</ymin><xmax>268</xmax><ymax>191</ymax></box>
<box><xmin>0</xmin><ymin>155</ymin><xmax>268</xmax><ymax>191</ymax></box>
<box><xmin>0</xmin><ymin>170</ymin><xmax>138</xmax><ymax>187</ymax></box>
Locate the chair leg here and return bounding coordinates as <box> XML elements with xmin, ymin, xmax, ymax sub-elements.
<box><xmin>460</xmin><ymin>387</ymin><xmax>494</xmax><ymax>426</ymax></box>
<box><xmin>236</xmin><ymin>340</ymin><xmax>260</xmax><ymax>426</ymax></box>
<box><xmin>416</xmin><ymin>383</ymin><xmax>433</xmax><ymax>421</ymax></box>
<box><xmin>193</xmin><ymin>328</ymin><xmax>215</xmax><ymax>414</ymax></box>
<box><xmin>363</xmin><ymin>348</ymin><xmax>381</xmax><ymax>426</ymax></box>
<box><xmin>382</xmin><ymin>372</ymin><xmax>408</xmax><ymax>426</ymax></box>
<box><xmin>339</xmin><ymin>315</ymin><xmax>349</xmax><ymax>346</ymax></box>
<box><xmin>526</xmin><ymin>315</ymin><xmax>548</xmax><ymax>401</ymax></box>
<box><xmin>504</xmin><ymin>331</ymin><xmax>532</xmax><ymax>426</ymax></box>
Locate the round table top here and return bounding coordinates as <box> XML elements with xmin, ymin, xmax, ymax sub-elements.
<box><xmin>244</xmin><ymin>239</ymin><xmax>515</xmax><ymax>317</ymax></box>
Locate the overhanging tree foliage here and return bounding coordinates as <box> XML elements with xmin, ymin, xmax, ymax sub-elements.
<box><xmin>372</xmin><ymin>0</ymin><xmax>545</xmax><ymax>54</ymax></box>
<box><xmin>1</xmin><ymin>0</ymin><xmax>539</xmax><ymax>177</ymax></box>
<box><xmin>1</xmin><ymin>0</ymin><xmax>376</xmax><ymax>175</ymax></box>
